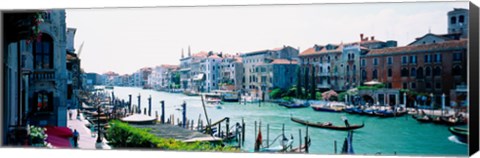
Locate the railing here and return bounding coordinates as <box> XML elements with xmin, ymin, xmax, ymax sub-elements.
<box><xmin>31</xmin><ymin>69</ymin><xmax>55</xmax><ymax>82</ymax></box>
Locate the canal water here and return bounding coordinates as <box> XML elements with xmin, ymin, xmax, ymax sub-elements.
<box><xmin>108</xmin><ymin>86</ymin><xmax>467</xmax><ymax>156</ymax></box>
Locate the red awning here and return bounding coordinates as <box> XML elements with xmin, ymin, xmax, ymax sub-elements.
<box><xmin>45</xmin><ymin>126</ymin><xmax>73</xmax><ymax>148</ymax></box>
<box><xmin>45</xmin><ymin>126</ymin><xmax>74</xmax><ymax>138</ymax></box>
<box><xmin>46</xmin><ymin>134</ymin><xmax>72</xmax><ymax>148</ymax></box>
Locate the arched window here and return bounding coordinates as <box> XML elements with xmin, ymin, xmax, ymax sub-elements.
<box><xmin>327</xmin><ymin>66</ymin><xmax>331</xmax><ymax>73</ymax></box>
<box><xmin>346</xmin><ymin>65</ymin><xmax>350</xmax><ymax>72</ymax></box>
<box><xmin>417</xmin><ymin>67</ymin><xmax>424</xmax><ymax>79</ymax></box>
<box><xmin>459</xmin><ymin>15</ymin><xmax>465</xmax><ymax>23</ymax></box>
<box><xmin>387</xmin><ymin>68</ymin><xmax>392</xmax><ymax>77</ymax></box>
<box><xmin>34</xmin><ymin>33</ymin><xmax>54</xmax><ymax>69</ymax></box>
<box><xmin>411</xmin><ymin>68</ymin><xmax>417</xmax><ymax>77</ymax></box>
<box><xmin>451</xmin><ymin>16</ymin><xmax>457</xmax><ymax>24</ymax></box>
<box><xmin>425</xmin><ymin>67</ymin><xmax>431</xmax><ymax>76</ymax></box>
<box><xmin>434</xmin><ymin>67</ymin><xmax>442</xmax><ymax>76</ymax></box>
<box><xmin>352</xmin><ymin>54</ymin><xmax>355</xmax><ymax>59</ymax></box>
<box><xmin>453</xmin><ymin>65</ymin><xmax>462</xmax><ymax>76</ymax></box>
<box><xmin>373</xmin><ymin>69</ymin><xmax>378</xmax><ymax>79</ymax></box>
<box><xmin>361</xmin><ymin>70</ymin><xmax>367</xmax><ymax>80</ymax></box>
<box><xmin>401</xmin><ymin>68</ymin><xmax>409</xmax><ymax>77</ymax></box>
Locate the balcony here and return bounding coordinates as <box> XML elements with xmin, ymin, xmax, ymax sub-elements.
<box><xmin>31</xmin><ymin>69</ymin><xmax>56</xmax><ymax>82</ymax></box>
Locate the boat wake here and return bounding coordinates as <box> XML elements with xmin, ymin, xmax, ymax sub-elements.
<box><xmin>448</xmin><ymin>136</ymin><xmax>467</xmax><ymax>145</ymax></box>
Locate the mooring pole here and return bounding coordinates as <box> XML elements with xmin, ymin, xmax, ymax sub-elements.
<box><xmin>182</xmin><ymin>102</ymin><xmax>187</xmax><ymax>128</ymax></box>
<box><xmin>242</xmin><ymin>118</ymin><xmax>246</xmax><ymax>145</ymax></box>
<box><xmin>137</xmin><ymin>94</ymin><xmax>141</xmax><ymax>114</ymax></box>
<box><xmin>161</xmin><ymin>100</ymin><xmax>165</xmax><ymax>124</ymax></box>
<box><xmin>148</xmin><ymin>95</ymin><xmax>152</xmax><ymax>116</ymax></box>
<box><xmin>299</xmin><ymin>129</ymin><xmax>302</xmax><ymax>152</ymax></box>
<box><xmin>305</xmin><ymin>126</ymin><xmax>309</xmax><ymax>153</ymax></box>
<box><xmin>128</xmin><ymin>94</ymin><xmax>132</xmax><ymax>113</ymax></box>
<box><xmin>267</xmin><ymin>124</ymin><xmax>270</xmax><ymax>148</ymax></box>
<box><xmin>226</xmin><ymin>118</ymin><xmax>230</xmax><ymax>140</ymax></box>
<box><xmin>254</xmin><ymin>121</ymin><xmax>257</xmax><ymax>143</ymax></box>
<box><xmin>334</xmin><ymin>140</ymin><xmax>337</xmax><ymax>154</ymax></box>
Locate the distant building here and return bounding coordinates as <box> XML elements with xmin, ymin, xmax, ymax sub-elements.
<box><xmin>254</xmin><ymin>59</ymin><xmax>298</xmax><ymax>100</ymax></box>
<box><xmin>219</xmin><ymin>55</ymin><xmax>244</xmax><ymax>91</ymax></box>
<box><xmin>447</xmin><ymin>8</ymin><xmax>469</xmax><ymax>38</ymax></box>
<box><xmin>241</xmin><ymin>46</ymin><xmax>299</xmax><ymax>97</ymax></box>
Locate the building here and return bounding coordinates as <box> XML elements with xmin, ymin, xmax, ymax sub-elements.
<box><xmin>3</xmin><ymin>10</ymin><xmax>69</xmax><ymax>145</ymax></box>
<box><xmin>447</xmin><ymin>8</ymin><xmax>469</xmax><ymax>38</ymax></box>
<box><xmin>147</xmin><ymin>64</ymin><xmax>179</xmax><ymax>90</ymax></box>
<box><xmin>298</xmin><ymin>34</ymin><xmax>395</xmax><ymax>92</ymax></box>
<box><xmin>254</xmin><ymin>59</ymin><xmax>298</xmax><ymax>100</ymax></box>
<box><xmin>241</xmin><ymin>46</ymin><xmax>299</xmax><ymax>97</ymax></box>
<box><xmin>66</xmin><ymin>28</ymin><xmax>81</xmax><ymax>109</ymax></box>
<box><xmin>219</xmin><ymin>54</ymin><xmax>244</xmax><ymax>91</ymax></box>
<box><xmin>198</xmin><ymin>53</ymin><xmax>222</xmax><ymax>92</ymax></box>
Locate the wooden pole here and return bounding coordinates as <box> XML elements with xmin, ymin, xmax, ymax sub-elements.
<box><xmin>218</xmin><ymin>122</ymin><xmax>222</xmax><ymax>138</ymax></box>
<box><xmin>242</xmin><ymin>118</ymin><xmax>245</xmax><ymax>145</ymax></box>
<box><xmin>299</xmin><ymin>129</ymin><xmax>302</xmax><ymax>152</ymax></box>
<box><xmin>254</xmin><ymin>121</ymin><xmax>257</xmax><ymax>144</ymax></box>
<box><xmin>148</xmin><ymin>95</ymin><xmax>152</xmax><ymax>116</ymax></box>
<box><xmin>305</xmin><ymin>125</ymin><xmax>309</xmax><ymax>153</ymax></box>
<box><xmin>267</xmin><ymin>124</ymin><xmax>270</xmax><ymax>148</ymax></box>
<box><xmin>161</xmin><ymin>100</ymin><xmax>165</xmax><ymax>124</ymax></box>
<box><xmin>226</xmin><ymin>118</ymin><xmax>230</xmax><ymax>139</ymax></box>
<box><xmin>334</xmin><ymin>140</ymin><xmax>337</xmax><ymax>154</ymax></box>
<box><xmin>200</xmin><ymin>95</ymin><xmax>212</xmax><ymax>134</ymax></box>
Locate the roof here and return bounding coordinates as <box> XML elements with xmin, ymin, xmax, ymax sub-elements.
<box><xmin>192</xmin><ymin>51</ymin><xmax>209</xmax><ymax>57</ymax></box>
<box><xmin>299</xmin><ymin>43</ymin><xmax>343</xmax><ymax>57</ymax></box>
<box><xmin>271</xmin><ymin>59</ymin><xmax>298</xmax><ymax>64</ymax></box>
<box><xmin>208</xmin><ymin>54</ymin><xmax>222</xmax><ymax>59</ymax></box>
<box><xmin>161</xmin><ymin>64</ymin><xmax>179</xmax><ymax>69</ymax></box>
<box><xmin>367</xmin><ymin>39</ymin><xmax>467</xmax><ymax>56</ymax></box>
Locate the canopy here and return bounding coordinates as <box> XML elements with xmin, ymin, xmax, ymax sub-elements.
<box><xmin>45</xmin><ymin>126</ymin><xmax>73</xmax><ymax>148</ymax></box>
<box><xmin>322</xmin><ymin>90</ymin><xmax>338</xmax><ymax>100</ymax></box>
<box><xmin>193</xmin><ymin>73</ymin><xmax>205</xmax><ymax>81</ymax></box>
<box><xmin>363</xmin><ymin>80</ymin><xmax>382</xmax><ymax>86</ymax></box>
<box><xmin>121</xmin><ymin>114</ymin><xmax>156</xmax><ymax>124</ymax></box>
<box><xmin>346</xmin><ymin>88</ymin><xmax>358</xmax><ymax>95</ymax></box>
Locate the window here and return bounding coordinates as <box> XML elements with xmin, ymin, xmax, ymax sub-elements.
<box><xmin>373</xmin><ymin>69</ymin><xmax>378</xmax><ymax>79</ymax></box>
<box><xmin>401</xmin><ymin>68</ymin><xmax>409</xmax><ymax>77</ymax></box>
<box><xmin>433</xmin><ymin>67</ymin><xmax>442</xmax><ymax>76</ymax></box>
<box><xmin>352</xmin><ymin>54</ymin><xmax>355</xmax><ymax>59</ymax></box>
<box><xmin>34</xmin><ymin>34</ymin><xmax>54</xmax><ymax>69</ymax></box>
<box><xmin>435</xmin><ymin>82</ymin><xmax>441</xmax><ymax>89</ymax></box>
<box><xmin>424</xmin><ymin>54</ymin><xmax>431</xmax><ymax>63</ymax></box>
<box><xmin>402</xmin><ymin>56</ymin><xmax>408</xmax><ymax>64</ymax></box>
<box><xmin>327</xmin><ymin>56</ymin><xmax>331</xmax><ymax>62</ymax></box>
<box><xmin>361</xmin><ymin>70</ymin><xmax>367</xmax><ymax>80</ymax></box>
<box><xmin>459</xmin><ymin>15</ymin><xmax>465</xmax><ymax>23</ymax></box>
<box><xmin>417</xmin><ymin>67</ymin><xmax>424</xmax><ymax>79</ymax></box>
<box><xmin>327</xmin><ymin>66</ymin><xmax>331</xmax><ymax>73</ymax></box>
<box><xmin>411</xmin><ymin>82</ymin><xmax>417</xmax><ymax>89</ymax></box>
<box><xmin>425</xmin><ymin>67</ymin><xmax>431</xmax><ymax>76</ymax></box>
<box><xmin>361</xmin><ymin>59</ymin><xmax>366</xmax><ymax>66</ymax></box>
<box><xmin>451</xmin><ymin>16</ymin><xmax>457</xmax><ymax>24</ymax></box>
<box><xmin>403</xmin><ymin>83</ymin><xmax>408</xmax><ymax>89</ymax></box>
<box><xmin>410</xmin><ymin>56</ymin><xmax>417</xmax><ymax>64</ymax></box>
<box><xmin>373</xmin><ymin>58</ymin><xmax>378</xmax><ymax>66</ymax></box>
<box><xmin>387</xmin><ymin>68</ymin><xmax>392</xmax><ymax>77</ymax></box>
<box><xmin>387</xmin><ymin>57</ymin><xmax>393</xmax><ymax>65</ymax></box>
<box><xmin>426</xmin><ymin>82</ymin><xmax>432</xmax><ymax>89</ymax></box>
<box><xmin>453</xmin><ymin>53</ymin><xmax>462</xmax><ymax>61</ymax></box>
<box><xmin>34</xmin><ymin>91</ymin><xmax>53</xmax><ymax>112</ymax></box>
<box><xmin>411</xmin><ymin>68</ymin><xmax>416</xmax><ymax>77</ymax></box>
<box><xmin>387</xmin><ymin>83</ymin><xmax>392</xmax><ymax>88</ymax></box>
<box><xmin>435</xmin><ymin>54</ymin><xmax>442</xmax><ymax>62</ymax></box>
<box><xmin>453</xmin><ymin>65</ymin><xmax>462</xmax><ymax>76</ymax></box>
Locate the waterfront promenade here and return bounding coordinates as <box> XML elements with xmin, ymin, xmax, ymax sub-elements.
<box><xmin>67</xmin><ymin>109</ymin><xmax>111</xmax><ymax>149</ymax></box>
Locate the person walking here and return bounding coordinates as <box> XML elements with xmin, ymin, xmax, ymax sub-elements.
<box><xmin>73</xmin><ymin>129</ymin><xmax>79</xmax><ymax>148</ymax></box>
<box><xmin>68</xmin><ymin>109</ymin><xmax>73</xmax><ymax>120</ymax></box>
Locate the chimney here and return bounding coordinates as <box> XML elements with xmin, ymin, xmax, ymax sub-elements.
<box><xmin>371</xmin><ymin>36</ymin><xmax>375</xmax><ymax>40</ymax></box>
<box><xmin>360</xmin><ymin>33</ymin><xmax>364</xmax><ymax>41</ymax></box>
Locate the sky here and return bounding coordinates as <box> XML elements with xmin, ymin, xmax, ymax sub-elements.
<box><xmin>65</xmin><ymin>1</ymin><xmax>468</xmax><ymax>75</ymax></box>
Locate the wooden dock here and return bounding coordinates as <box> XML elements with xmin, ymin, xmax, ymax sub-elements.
<box><xmin>130</xmin><ymin>124</ymin><xmax>222</xmax><ymax>143</ymax></box>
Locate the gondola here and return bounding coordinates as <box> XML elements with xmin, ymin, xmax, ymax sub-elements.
<box><xmin>441</xmin><ymin>116</ymin><xmax>468</xmax><ymax>126</ymax></box>
<box><xmin>311</xmin><ymin>105</ymin><xmax>342</xmax><ymax>112</ymax></box>
<box><xmin>412</xmin><ymin>114</ymin><xmax>433</xmax><ymax>123</ymax></box>
<box><xmin>375</xmin><ymin>110</ymin><xmax>408</xmax><ymax>118</ymax></box>
<box><xmin>290</xmin><ymin>117</ymin><xmax>364</xmax><ymax>131</ymax></box>
<box><xmin>282</xmin><ymin>102</ymin><xmax>309</xmax><ymax>108</ymax></box>
<box><xmin>448</xmin><ymin>127</ymin><xmax>468</xmax><ymax>144</ymax></box>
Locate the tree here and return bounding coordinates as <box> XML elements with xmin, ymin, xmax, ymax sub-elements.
<box><xmin>310</xmin><ymin>66</ymin><xmax>316</xmax><ymax>100</ymax></box>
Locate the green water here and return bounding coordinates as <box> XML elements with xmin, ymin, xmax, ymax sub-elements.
<box><xmin>108</xmin><ymin>86</ymin><xmax>467</xmax><ymax>156</ymax></box>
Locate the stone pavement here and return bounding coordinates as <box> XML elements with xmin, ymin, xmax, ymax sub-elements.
<box><xmin>67</xmin><ymin>109</ymin><xmax>111</xmax><ymax>149</ymax></box>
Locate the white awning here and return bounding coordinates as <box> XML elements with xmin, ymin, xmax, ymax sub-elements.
<box><xmin>193</xmin><ymin>74</ymin><xmax>205</xmax><ymax>81</ymax></box>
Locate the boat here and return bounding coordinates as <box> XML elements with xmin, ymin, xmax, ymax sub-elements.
<box><xmin>290</xmin><ymin>117</ymin><xmax>364</xmax><ymax>131</ymax></box>
<box><xmin>440</xmin><ymin>116</ymin><xmax>468</xmax><ymax>126</ymax></box>
<box><xmin>311</xmin><ymin>102</ymin><xmax>345</xmax><ymax>112</ymax></box>
<box><xmin>374</xmin><ymin>107</ymin><xmax>408</xmax><ymax>118</ymax></box>
<box><xmin>282</xmin><ymin>102</ymin><xmax>309</xmax><ymax>108</ymax></box>
<box><xmin>221</xmin><ymin>91</ymin><xmax>240</xmax><ymax>102</ymax></box>
<box><xmin>412</xmin><ymin>114</ymin><xmax>433</xmax><ymax>123</ymax></box>
<box><xmin>183</xmin><ymin>90</ymin><xmax>200</xmax><ymax>96</ymax></box>
<box><xmin>204</xmin><ymin>93</ymin><xmax>223</xmax><ymax>107</ymax></box>
<box><xmin>105</xmin><ymin>86</ymin><xmax>114</xmax><ymax>90</ymax></box>
<box><xmin>448</xmin><ymin>127</ymin><xmax>468</xmax><ymax>143</ymax></box>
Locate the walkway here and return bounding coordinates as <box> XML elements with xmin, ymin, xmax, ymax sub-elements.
<box><xmin>66</xmin><ymin>109</ymin><xmax>111</xmax><ymax>149</ymax></box>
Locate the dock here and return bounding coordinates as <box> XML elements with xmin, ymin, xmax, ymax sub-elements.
<box><xmin>130</xmin><ymin>124</ymin><xmax>222</xmax><ymax>143</ymax></box>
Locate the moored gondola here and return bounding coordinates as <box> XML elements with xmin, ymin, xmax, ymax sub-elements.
<box><xmin>290</xmin><ymin>117</ymin><xmax>364</xmax><ymax>131</ymax></box>
<box><xmin>448</xmin><ymin>127</ymin><xmax>468</xmax><ymax>144</ymax></box>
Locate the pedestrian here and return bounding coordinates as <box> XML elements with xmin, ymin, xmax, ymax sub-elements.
<box><xmin>90</xmin><ymin>125</ymin><xmax>96</xmax><ymax>137</ymax></box>
<box><xmin>73</xmin><ymin>129</ymin><xmax>79</xmax><ymax>148</ymax></box>
<box><xmin>69</xmin><ymin>109</ymin><xmax>73</xmax><ymax>120</ymax></box>
<box><xmin>77</xmin><ymin>109</ymin><xmax>81</xmax><ymax>120</ymax></box>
